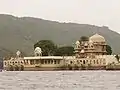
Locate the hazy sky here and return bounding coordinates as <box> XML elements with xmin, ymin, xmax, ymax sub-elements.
<box><xmin>0</xmin><ymin>0</ymin><xmax>120</xmax><ymax>33</ymax></box>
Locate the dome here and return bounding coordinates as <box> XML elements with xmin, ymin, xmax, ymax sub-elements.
<box><xmin>35</xmin><ymin>47</ymin><xmax>41</xmax><ymax>51</ymax></box>
<box><xmin>89</xmin><ymin>33</ymin><xmax>105</xmax><ymax>42</ymax></box>
<box><xmin>34</xmin><ymin>47</ymin><xmax>42</xmax><ymax>53</ymax></box>
<box><xmin>75</xmin><ymin>40</ymin><xmax>80</xmax><ymax>45</ymax></box>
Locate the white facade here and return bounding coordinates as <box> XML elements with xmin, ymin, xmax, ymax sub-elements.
<box><xmin>96</xmin><ymin>55</ymin><xmax>119</xmax><ymax>65</ymax></box>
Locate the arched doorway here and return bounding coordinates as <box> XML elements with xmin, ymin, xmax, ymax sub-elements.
<box><xmin>68</xmin><ymin>64</ymin><xmax>72</xmax><ymax>70</ymax></box>
<box><xmin>20</xmin><ymin>65</ymin><xmax>24</xmax><ymax>71</ymax></box>
<box><xmin>14</xmin><ymin>65</ymin><xmax>19</xmax><ymax>71</ymax></box>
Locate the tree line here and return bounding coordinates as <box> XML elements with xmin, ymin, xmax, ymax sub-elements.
<box><xmin>34</xmin><ymin>40</ymin><xmax>74</xmax><ymax>56</ymax></box>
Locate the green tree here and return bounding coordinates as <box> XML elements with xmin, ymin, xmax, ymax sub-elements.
<box><xmin>115</xmin><ymin>54</ymin><xmax>119</xmax><ymax>62</ymax></box>
<box><xmin>54</xmin><ymin>46</ymin><xmax>74</xmax><ymax>56</ymax></box>
<box><xmin>34</xmin><ymin>40</ymin><xmax>57</xmax><ymax>56</ymax></box>
<box><xmin>80</xmin><ymin>36</ymin><xmax>89</xmax><ymax>41</ymax></box>
<box><xmin>106</xmin><ymin>45</ymin><xmax>112</xmax><ymax>55</ymax></box>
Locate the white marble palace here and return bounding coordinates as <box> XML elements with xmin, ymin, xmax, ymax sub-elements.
<box><xmin>3</xmin><ymin>33</ymin><xmax>119</xmax><ymax>71</ymax></box>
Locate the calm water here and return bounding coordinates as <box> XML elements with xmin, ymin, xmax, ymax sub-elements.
<box><xmin>0</xmin><ymin>71</ymin><xmax>120</xmax><ymax>90</ymax></box>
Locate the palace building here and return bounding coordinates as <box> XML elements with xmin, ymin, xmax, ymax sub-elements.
<box><xmin>75</xmin><ymin>33</ymin><xmax>107</xmax><ymax>58</ymax></box>
<box><xmin>3</xmin><ymin>34</ymin><xmax>119</xmax><ymax>71</ymax></box>
<box><xmin>73</xmin><ymin>33</ymin><xmax>107</xmax><ymax>68</ymax></box>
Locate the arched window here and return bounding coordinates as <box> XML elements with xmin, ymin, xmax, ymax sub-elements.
<box><xmin>70</xmin><ymin>61</ymin><xmax>73</xmax><ymax>64</ymax></box>
<box><xmin>97</xmin><ymin>60</ymin><xmax>99</xmax><ymax>64</ymax></box>
<box><xmin>83</xmin><ymin>60</ymin><xmax>85</xmax><ymax>64</ymax></box>
<box><xmin>54</xmin><ymin>60</ymin><xmax>57</xmax><ymax>64</ymax></box>
<box><xmin>91</xmin><ymin>45</ymin><xmax>93</xmax><ymax>48</ymax></box>
<box><xmin>21</xmin><ymin>61</ymin><xmax>23</xmax><ymax>64</ymax></box>
<box><xmin>48</xmin><ymin>60</ymin><xmax>50</xmax><ymax>64</ymax></box>
<box><xmin>4</xmin><ymin>62</ymin><xmax>6</xmax><ymax>65</ymax></box>
<box><xmin>90</xmin><ymin>60</ymin><xmax>92</xmax><ymax>64</ymax></box>
<box><xmin>86</xmin><ymin>60</ymin><xmax>88</xmax><ymax>62</ymax></box>
<box><xmin>51</xmin><ymin>60</ymin><xmax>53</xmax><ymax>64</ymax></box>
<box><xmin>80</xmin><ymin>60</ymin><xmax>82</xmax><ymax>62</ymax></box>
<box><xmin>94</xmin><ymin>60</ymin><xmax>96</xmax><ymax>64</ymax></box>
<box><xmin>45</xmin><ymin>60</ymin><xmax>47</xmax><ymax>64</ymax></box>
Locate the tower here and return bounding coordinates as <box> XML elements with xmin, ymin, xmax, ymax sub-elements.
<box><xmin>16</xmin><ymin>50</ymin><xmax>21</xmax><ymax>58</ymax></box>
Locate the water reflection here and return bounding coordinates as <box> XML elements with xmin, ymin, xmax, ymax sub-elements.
<box><xmin>0</xmin><ymin>71</ymin><xmax>120</xmax><ymax>90</ymax></box>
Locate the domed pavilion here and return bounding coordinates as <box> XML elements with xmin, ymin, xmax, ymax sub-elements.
<box><xmin>75</xmin><ymin>33</ymin><xmax>107</xmax><ymax>58</ymax></box>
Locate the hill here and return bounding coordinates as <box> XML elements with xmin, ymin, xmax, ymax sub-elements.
<box><xmin>0</xmin><ymin>14</ymin><xmax>120</xmax><ymax>57</ymax></box>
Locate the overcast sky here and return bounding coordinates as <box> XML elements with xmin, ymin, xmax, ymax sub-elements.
<box><xmin>0</xmin><ymin>0</ymin><xmax>120</xmax><ymax>33</ymax></box>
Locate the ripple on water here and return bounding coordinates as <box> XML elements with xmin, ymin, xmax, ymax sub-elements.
<box><xmin>0</xmin><ymin>71</ymin><xmax>120</xmax><ymax>90</ymax></box>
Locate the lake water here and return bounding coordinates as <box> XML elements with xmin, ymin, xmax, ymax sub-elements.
<box><xmin>0</xmin><ymin>71</ymin><xmax>120</xmax><ymax>90</ymax></box>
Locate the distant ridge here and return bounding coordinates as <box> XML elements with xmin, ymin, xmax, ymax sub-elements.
<box><xmin>0</xmin><ymin>14</ymin><xmax>120</xmax><ymax>57</ymax></box>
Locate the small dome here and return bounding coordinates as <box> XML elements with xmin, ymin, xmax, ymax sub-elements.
<box><xmin>16</xmin><ymin>50</ymin><xmax>21</xmax><ymax>56</ymax></box>
<box><xmin>84</xmin><ymin>43</ymin><xmax>88</xmax><ymax>46</ymax></box>
<box><xmin>35</xmin><ymin>47</ymin><xmax>41</xmax><ymax>51</ymax></box>
<box><xmin>75</xmin><ymin>40</ymin><xmax>80</xmax><ymax>45</ymax></box>
<box><xmin>34</xmin><ymin>47</ymin><xmax>42</xmax><ymax>56</ymax></box>
<box><xmin>34</xmin><ymin>47</ymin><xmax>42</xmax><ymax>53</ymax></box>
<box><xmin>89</xmin><ymin>33</ymin><xmax>105</xmax><ymax>42</ymax></box>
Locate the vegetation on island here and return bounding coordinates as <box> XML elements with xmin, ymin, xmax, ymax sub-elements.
<box><xmin>55</xmin><ymin>46</ymin><xmax>74</xmax><ymax>56</ymax></box>
<box><xmin>80</xmin><ymin>36</ymin><xmax>89</xmax><ymax>41</ymax></box>
<box><xmin>115</xmin><ymin>54</ymin><xmax>120</xmax><ymax>62</ymax></box>
<box><xmin>106</xmin><ymin>45</ymin><xmax>112</xmax><ymax>55</ymax></box>
<box><xmin>34</xmin><ymin>40</ymin><xmax>57</xmax><ymax>56</ymax></box>
<box><xmin>34</xmin><ymin>40</ymin><xmax>74</xmax><ymax>56</ymax></box>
